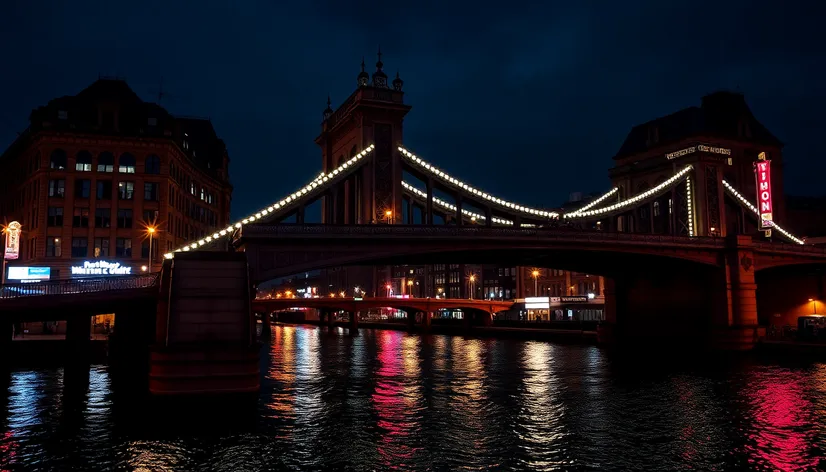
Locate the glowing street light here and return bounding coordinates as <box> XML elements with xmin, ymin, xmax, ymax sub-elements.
<box><xmin>532</xmin><ymin>269</ymin><xmax>540</xmax><ymax>297</ymax></box>
<box><xmin>385</xmin><ymin>210</ymin><xmax>393</xmax><ymax>224</ymax></box>
<box><xmin>385</xmin><ymin>283</ymin><xmax>392</xmax><ymax>297</ymax></box>
<box><xmin>339</xmin><ymin>290</ymin><xmax>345</xmax><ymax>298</ymax></box>
<box><xmin>468</xmin><ymin>274</ymin><xmax>476</xmax><ymax>300</ymax></box>
<box><xmin>145</xmin><ymin>225</ymin><xmax>157</xmax><ymax>273</ymax></box>
<box><xmin>407</xmin><ymin>279</ymin><xmax>414</xmax><ymax>297</ymax></box>
<box><xmin>809</xmin><ymin>298</ymin><xmax>818</xmax><ymax>315</ymax></box>
<box><xmin>141</xmin><ymin>265</ymin><xmax>148</xmax><ymax>272</ymax></box>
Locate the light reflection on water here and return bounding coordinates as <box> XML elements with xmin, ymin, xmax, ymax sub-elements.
<box><xmin>0</xmin><ymin>325</ymin><xmax>825</xmax><ymax>471</ymax></box>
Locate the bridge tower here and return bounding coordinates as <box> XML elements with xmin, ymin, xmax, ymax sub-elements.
<box><xmin>316</xmin><ymin>50</ymin><xmax>412</xmax><ymax>225</ymax></box>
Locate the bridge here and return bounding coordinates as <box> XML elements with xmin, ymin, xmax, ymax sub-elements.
<box><xmin>2</xmin><ymin>58</ymin><xmax>825</xmax><ymax>398</ymax></box>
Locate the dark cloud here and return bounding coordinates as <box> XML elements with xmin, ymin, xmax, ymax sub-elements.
<box><xmin>2</xmin><ymin>0</ymin><xmax>825</xmax><ymax>218</ymax></box>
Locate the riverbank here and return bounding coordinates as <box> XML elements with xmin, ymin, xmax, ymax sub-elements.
<box><xmin>273</xmin><ymin>319</ymin><xmax>599</xmax><ymax>343</ymax></box>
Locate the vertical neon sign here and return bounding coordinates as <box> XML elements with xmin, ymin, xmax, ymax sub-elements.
<box><xmin>4</xmin><ymin>221</ymin><xmax>21</xmax><ymax>260</ymax></box>
<box><xmin>754</xmin><ymin>152</ymin><xmax>773</xmax><ymax>229</ymax></box>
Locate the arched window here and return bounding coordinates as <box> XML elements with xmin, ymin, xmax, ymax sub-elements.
<box><xmin>119</xmin><ymin>153</ymin><xmax>136</xmax><ymax>173</ymax></box>
<box><xmin>75</xmin><ymin>151</ymin><xmax>92</xmax><ymax>172</ymax></box>
<box><xmin>145</xmin><ymin>154</ymin><xmax>161</xmax><ymax>174</ymax></box>
<box><xmin>98</xmin><ymin>152</ymin><xmax>114</xmax><ymax>172</ymax></box>
<box><xmin>50</xmin><ymin>149</ymin><xmax>67</xmax><ymax>170</ymax></box>
<box><xmin>350</xmin><ymin>145</ymin><xmax>358</xmax><ymax>157</ymax></box>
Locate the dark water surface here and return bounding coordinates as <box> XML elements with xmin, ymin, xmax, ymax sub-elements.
<box><xmin>2</xmin><ymin>325</ymin><xmax>826</xmax><ymax>471</ymax></box>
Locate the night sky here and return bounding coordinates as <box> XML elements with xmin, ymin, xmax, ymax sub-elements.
<box><xmin>2</xmin><ymin>1</ymin><xmax>825</xmax><ymax>219</ymax></box>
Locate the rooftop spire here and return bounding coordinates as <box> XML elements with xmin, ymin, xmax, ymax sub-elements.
<box><xmin>357</xmin><ymin>56</ymin><xmax>369</xmax><ymax>87</ymax></box>
<box><xmin>372</xmin><ymin>46</ymin><xmax>388</xmax><ymax>88</ymax></box>
<box><xmin>322</xmin><ymin>94</ymin><xmax>333</xmax><ymax>120</ymax></box>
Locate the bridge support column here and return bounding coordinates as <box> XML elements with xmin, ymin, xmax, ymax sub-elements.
<box><xmin>455</xmin><ymin>195</ymin><xmax>463</xmax><ymax>226</ymax></box>
<box><xmin>260</xmin><ymin>312</ymin><xmax>271</xmax><ymax>339</ymax></box>
<box><xmin>484</xmin><ymin>207</ymin><xmax>493</xmax><ymax>227</ymax></box>
<box><xmin>66</xmin><ymin>316</ymin><xmax>91</xmax><ymax>358</ymax></box>
<box><xmin>348</xmin><ymin>311</ymin><xmax>358</xmax><ymax>332</ymax></box>
<box><xmin>422</xmin><ymin>311</ymin><xmax>432</xmax><ymax>330</ymax></box>
<box><xmin>480</xmin><ymin>312</ymin><xmax>492</xmax><ymax>326</ymax></box>
<box><xmin>406</xmin><ymin>197</ymin><xmax>414</xmax><ymax>224</ymax></box>
<box><xmin>712</xmin><ymin>235</ymin><xmax>764</xmax><ymax>350</ymax></box>
<box><xmin>597</xmin><ymin>278</ymin><xmax>617</xmax><ymax>345</ymax></box>
<box><xmin>407</xmin><ymin>311</ymin><xmax>416</xmax><ymax>330</ymax></box>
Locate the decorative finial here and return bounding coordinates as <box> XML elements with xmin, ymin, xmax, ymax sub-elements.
<box><xmin>327</xmin><ymin>95</ymin><xmax>331</xmax><ymax>107</ymax></box>
<box><xmin>392</xmin><ymin>70</ymin><xmax>404</xmax><ymax>91</ymax></box>
<box><xmin>361</xmin><ymin>57</ymin><xmax>365</xmax><ymax>72</ymax></box>
<box><xmin>323</xmin><ymin>94</ymin><xmax>333</xmax><ymax>120</ymax></box>
<box><xmin>376</xmin><ymin>46</ymin><xmax>383</xmax><ymax>69</ymax></box>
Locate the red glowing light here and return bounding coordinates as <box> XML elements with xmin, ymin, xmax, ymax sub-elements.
<box><xmin>754</xmin><ymin>157</ymin><xmax>773</xmax><ymax>229</ymax></box>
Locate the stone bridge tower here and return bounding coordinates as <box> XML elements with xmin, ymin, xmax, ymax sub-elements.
<box><xmin>315</xmin><ymin>49</ymin><xmax>412</xmax><ymax>225</ymax></box>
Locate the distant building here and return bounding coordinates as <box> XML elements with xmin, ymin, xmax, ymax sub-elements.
<box><xmin>0</xmin><ymin>78</ymin><xmax>232</xmax><ymax>283</ymax></box>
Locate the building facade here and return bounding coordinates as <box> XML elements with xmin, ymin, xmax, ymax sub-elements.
<box><xmin>0</xmin><ymin>78</ymin><xmax>232</xmax><ymax>282</ymax></box>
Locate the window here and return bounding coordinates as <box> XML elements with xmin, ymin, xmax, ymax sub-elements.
<box><xmin>97</xmin><ymin>152</ymin><xmax>114</xmax><ymax>172</ymax></box>
<box><xmin>145</xmin><ymin>154</ymin><xmax>161</xmax><ymax>174</ymax></box>
<box><xmin>94</xmin><ymin>237</ymin><xmax>109</xmax><ymax>258</ymax></box>
<box><xmin>50</xmin><ymin>149</ymin><xmax>67</xmax><ymax>170</ymax></box>
<box><xmin>73</xmin><ymin>208</ymin><xmax>89</xmax><ymax>227</ymax></box>
<box><xmin>47</xmin><ymin>207</ymin><xmax>63</xmax><ymax>226</ymax></box>
<box><xmin>144</xmin><ymin>182</ymin><xmax>159</xmax><ymax>201</ymax></box>
<box><xmin>48</xmin><ymin>179</ymin><xmax>65</xmax><ymax>198</ymax></box>
<box><xmin>58</xmin><ymin>110</ymin><xmax>68</xmax><ymax>120</ymax></box>
<box><xmin>95</xmin><ymin>208</ymin><xmax>111</xmax><ymax>228</ymax></box>
<box><xmin>96</xmin><ymin>180</ymin><xmax>112</xmax><ymax>200</ymax></box>
<box><xmin>118</xmin><ymin>181</ymin><xmax>134</xmax><ymax>200</ymax></box>
<box><xmin>141</xmin><ymin>240</ymin><xmax>158</xmax><ymax>259</ymax></box>
<box><xmin>653</xmin><ymin>201</ymin><xmax>661</xmax><ymax>217</ymax></box>
<box><xmin>75</xmin><ymin>151</ymin><xmax>92</xmax><ymax>171</ymax></box>
<box><xmin>190</xmin><ymin>181</ymin><xmax>196</xmax><ymax>195</ymax></box>
<box><xmin>117</xmin><ymin>209</ymin><xmax>133</xmax><ymax>229</ymax></box>
<box><xmin>143</xmin><ymin>210</ymin><xmax>158</xmax><ymax>225</ymax></box>
<box><xmin>71</xmin><ymin>238</ymin><xmax>88</xmax><ymax>258</ymax></box>
<box><xmin>118</xmin><ymin>153</ymin><xmax>136</xmax><ymax>173</ymax></box>
<box><xmin>46</xmin><ymin>238</ymin><xmax>61</xmax><ymax>257</ymax></box>
<box><xmin>116</xmin><ymin>238</ymin><xmax>132</xmax><ymax>257</ymax></box>
<box><xmin>75</xmin><ymin>179</ymin><xmax>91</xmax><ymax>198</ymax></box>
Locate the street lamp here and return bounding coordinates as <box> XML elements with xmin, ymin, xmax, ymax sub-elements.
<box><xmin>141</xmin><ymin>265</ymin><xmax>148</xmax><ymax>272</ymax></box>
<box><xmin>385</xmin><ymin>283</ymin><xmax>392</xmax><ymax>297</ymax></box>
<box><xmin>532</xmin><ymin>269</ymin><xmax>540</xmax><ymax>297</ymax></box>
<box><xmin>469</xmin><ymin>274</ymin><xmax>476</xmax><ymax>300</ymax></box>
<box><xmin>437</xmin><ymin>287</ymin><xmax>444</xmax><ymax>298</ymax></box>
<box><xmin>385</xmin><ymin>210</ymin><xmax>393</xmax><ymax>224</ymax></box>
<box><xmin>407</xmin><ymin>279</ymin><xmax>414</xmax><ymax>297</ymax></box>
<box><xmin>809</xmin><ymin>298</ymin><xmax>818</xmax><ymax>315</ymax></box>
<box><xmin>146</xmin><ymin>225</ymin><xmax>157</xmax><ymax>273</ymax></box>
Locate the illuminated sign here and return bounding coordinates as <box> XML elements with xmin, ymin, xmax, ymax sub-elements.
<box><xmin>7</xmin><ymin>266</ymin><xmax>51</xmax><ymax>282</ymax></box>
<box><xmin>560</xmin><ymin>296</ymin><xmax>589</xmax><ymax>303</ymax></box>
<box><xmin>754</xmin><ymin>153</ymin><xmax>773</xmax><ymax>229</ymax></box>
<box><xmin>666</xmin><ymin>145</ymin><xmax>731</xmax><ymax>160</ymax></box>
<box><xmin>525</xmin><ymin>296</ymin><xmax>550</xmax><ymax>309</ymax></box>
<box><xmin>4</xmin><ymin>221</ymin><xmax>21</xmax><ymax>261</ymax></box>
<box><xmin>71</xmin><ymin>261</ymin><xmax>132</xmax><ymax>276</ymax></box>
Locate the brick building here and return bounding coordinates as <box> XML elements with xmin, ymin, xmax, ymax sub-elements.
<box><xmin>0</xmin><ymin>78</ymin><xmax>232</xmax><ymax>282</ymax></box>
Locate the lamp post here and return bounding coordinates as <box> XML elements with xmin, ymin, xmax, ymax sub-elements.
<box><xmin>146</xmin><ymin>226</ymin><xmax>156</xmax><ymax>273</ymax></box>
<box><xmin>810</xmin><ymin>298</ymin><xmax>818</xmax><ymax>315</ymax></box>
<box><xmin>386</xmin><ymin>283</ymin><xmax>392</xmax><ymax>297</ymax></box>
<box><xmin>385</xmin><ymin>210</ymin><xmax>393</xmax><ymax>224</ymax></box>
<box><xmin>407</xmin><ymin>279</ymin><xmax>414</xmax><ymax>297</ymax></box>
<box><xmin>469</xmin><ymin>274</ymin><xmax>476</xmax><ymax>300</ymax></box>
<box><xmin>532</xmin><ymin>269</ymin><xmax>540</xmax><ymax>297</ymax></box>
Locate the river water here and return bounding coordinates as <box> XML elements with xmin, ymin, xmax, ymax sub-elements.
<box><xmin>1</xmin><ymin>325</ymin><xmax>825</xmax><ymax>471</ymax></box>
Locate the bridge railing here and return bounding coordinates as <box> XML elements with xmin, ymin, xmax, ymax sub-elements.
<box><xmin>0</xmin><ymin>273</ymin><xmax>160</xmax><ymax>300</ymax></box>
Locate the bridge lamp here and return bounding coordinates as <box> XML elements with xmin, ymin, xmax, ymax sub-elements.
<box><xmin>385</xmin><ymin>210</ymin><xmax>393</xmax><ymax>224</ymax></box>
<box><xmin>468</xmin><ymin>274</ymin><xmax>477</xmax><ymax>300</ymax></box>
<box><xmin>385</xmin><ymin>283</ymin><xmax>392</xmax><ymax>297</ymax></box>
<box><xmin>339</xmin><ymin>291</ymin><xmax>345</xmax><ymax>298</ymax></box>
<box><xmin>531</xmin><ymin>270</ymin><xmax>540</xmax><ymax>297</ymax></box>
<box><xmin>809</xmin><ymin>298</ymin><xmax>818</xmax><ymax>315</ymax></box>
<box><xmin>285</xmin><ymin>290</ymin><xmax>293</xmax><ymax>298</ymax></box>
<box><xmin>141</xmin><ymin>265</ymin><xmax>148</xmax><ymax>272</ymax></box>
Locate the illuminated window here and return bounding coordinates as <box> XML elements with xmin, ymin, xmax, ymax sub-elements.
<box><xmin>75</xmin><ymin>151</ymin><xmax>92</xmax><ymax>171</ymax></box>
<box><xmin>50</xmin><ymin>149</ymin><xmax>67</xmax><ymax>170</ymax></box>
<box><xmin>118</xmin><ymin>181</ymin><xmax>134</xmax><ymax>200</ymax></box>
<box><xmin>94</xmin><ymin>237</ymin><xmax>110</xmax><ymax>258</ymax></box>
<box><xmin>48</xmin><ymin>179</ymin><xmax>65</xmax><ymax>198</ymax></box>
<box><xmin>46</xmin><ymin>238</ymin><xmax>61</xmax><ymax>257</ymax></box>
<box><xmin>119</xmin><ymin>153</ymin><xmax>136</xmax><ymax>173</ymax></box>
<box><xmin>98</xmin><ymin>152</ymin><xmax>114</xmax><ymax>172</ymax></box>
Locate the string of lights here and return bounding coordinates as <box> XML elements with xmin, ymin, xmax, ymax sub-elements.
<box><xmin>563</xmin><ymin>165</ymin><xmax>694</xmax><ymax>219</ymax></box>
<box><xmin>401</xmin><ymin>181</ymin><xmax>514</xmax><ymax>225</ymax></box>
<box><xmin>566</xmin><ymin>187</ymin><xmax>619</xmax><ymax>216</ymax></box>
<box><xmin>163</xmin><ymin>145</ymin><xmax>376</xmax><ymax>259</ymax></box>
<box><xmin>721</xmin><ymin>180</ymin><xmax>804</xmax><ymax>245</ymax></box>
<box><xmin>398</xmin><ymin>146</ymin><xmax>559</xmax><ymax>219</ymax></box>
